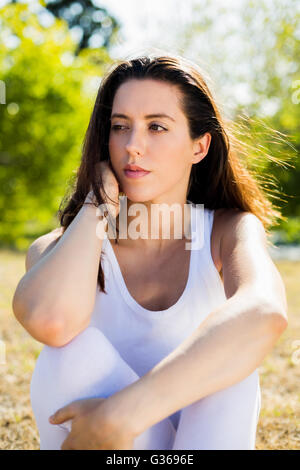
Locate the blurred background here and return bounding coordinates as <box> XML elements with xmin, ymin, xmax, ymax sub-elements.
<box><xmin>0</xmin><ymin>0</ymin><xmax>299</xmax><ymax>450</ymax></box>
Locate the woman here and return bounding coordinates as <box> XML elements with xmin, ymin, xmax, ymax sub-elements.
<box><xmin>12</xmin><ymin>53</ymin><xmax>288</xmax><ymax>450</ymax></box>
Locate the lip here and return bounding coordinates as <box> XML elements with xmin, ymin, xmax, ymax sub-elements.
<box><xmin>124</xmin><ymin>169</ymin><xmax>151</xmax><ymax>179</ymax></box>
<box><xmin>124</xmin><ymin>164</ymin><xmax>149</xmax><ymax>171</ymax></box>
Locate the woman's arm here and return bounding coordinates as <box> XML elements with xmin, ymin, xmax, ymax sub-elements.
<box><xmin>104</xmin><ymin>211</ymin><xmax>288</xmax><ymax>437</ymax></box>
<box><xmin>13</xmin><ymin>162</ymin><xmax>120</xmax><ymax>348</ymax></box>
<box><xmin>12</xmin><ymin>204</ymin><xmax>108</xmax><ymax>347</ymax></box>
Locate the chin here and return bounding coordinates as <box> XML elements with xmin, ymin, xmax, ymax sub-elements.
<box><xmin>123</xmin><ymin>188</ymin><xmax>155</xmax><ymax>204</ymax></box>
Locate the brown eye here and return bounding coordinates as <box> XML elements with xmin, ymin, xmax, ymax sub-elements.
<box><xmin>150</xmin><ymin>124</ymin><xmax>167</xmax><ymax>132</ymax></box>
<box><xmin>111</xmin><ymin>124</ymin><xmax>167</xmax><ymax>132</ymax></box>
<box><xmin>111</xmin><ymin>125</ymin><xmax>126</xmax><ymax>131</ymax></box>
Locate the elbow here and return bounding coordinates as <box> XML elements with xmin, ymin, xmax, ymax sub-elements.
<box><xmin>14</xmin><ymin>304</ymin><xmax>64</xmax><ymax>347</ymax></box>
<box><xmin>248</xmin><ymin>290</ymin><xmax>288</xmax><ymax>336</ymax></box>
<box><xmin>12</xmin><ymin>289</ymin><xmax>20</xmax><ymax>320</ymax></box>
<box><xmin>40</xmin><ymin>319</ymin><xmax>74</xmax><ymax>347</ymax></box>
<box><xmin>37</xmin><ymin>306</ymin><xmax>91</xmax><ymax>348</ymax></box>
<box><xmin>31</xmin><ymin>317</ymin><xmax>66</xmax><ymax>347</ymax></box>
<box><xmin>12</xmin><ymin>285</ymin><xmax>31</xmax><ymax>325</ymax></box>
<box><xmin>272</xmin><ymin>312</ymin><xmax>288</xmax><ymax>335</ymax></box>
<box><xmin>12</xmin><ymin>277</ymin><xmax>42</xmax><ymax>325</ymax></box>
<box><xmin>13</xmin><ymin>287</ymin><xmax>90</xmax><ymax>347</ymax></box>
<box><xmin>12</xmin><ymin>293</ymin><xmax>67</xmax><ymax>347</ymax></box>
<box><xmin>263</xmin><ymin>304</ymin><xmax>288</xmax><ymax>337</ymax></box>
<box><xmin>24</xmin><ymin>310</ymin><xmax>81</xmax><ymax>348</ymax></box>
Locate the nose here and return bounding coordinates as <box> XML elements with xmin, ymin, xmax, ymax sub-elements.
<box><xmin>125</xmin><ymin>128</ymin><xmax>145</xmax><ymax>157</ymax></box>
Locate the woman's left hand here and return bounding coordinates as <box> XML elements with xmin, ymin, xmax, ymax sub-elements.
<box><xmin>49</xmin><ymin>397</ymin><xmax>136</xmax><ymax>450</ymax></box>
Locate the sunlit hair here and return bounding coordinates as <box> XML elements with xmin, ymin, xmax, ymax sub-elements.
<box><xmin>57</xmin><ymin>51</ymin><xmax>288</xmax><ymax>293</ymax></box>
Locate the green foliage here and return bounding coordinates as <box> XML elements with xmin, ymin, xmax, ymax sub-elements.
<box><xmin>0</xmin><ymin>0</ymin><xmax>299</xmax><ymax>248</ymax></box>
<box><xmin>0</xmin><ymin>3</ymin><xmax>112</xmax><ymax>250</ymax></box>
<box><xmin>239</xmin><ymin>0</ymin><xmax>300</xmax><ymax>219</ymax></box>
<box><xmin>43</xmin><ymin>0</ymin><xmax>121</xmax><ymax>53</ymax></box>
<box><xmin>272</xmin><ymin>217</ymin><xmax>300</xmax><ymax>245</ymax></box>
<box><xmin>176</xmin><ymin>0</ymin><xmax>300</xmax><ymax>241</ymax></box>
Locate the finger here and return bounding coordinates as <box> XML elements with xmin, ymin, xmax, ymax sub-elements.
<box><xmin>49</xmin><ymin>403</ymin><xmax>77</xmax><ymax>424</ymax></box>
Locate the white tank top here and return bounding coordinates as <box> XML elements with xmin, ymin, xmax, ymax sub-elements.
<box><xmin>88</xmin><ymin>202</ymin><xmax>229</xmax><ymax>429</ymax></box>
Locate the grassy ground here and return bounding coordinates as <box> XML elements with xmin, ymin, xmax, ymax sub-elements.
<box><xmin>0</xmin><ymin>249</ymin><xmax>299</xmax><ymax>450</ymax></box>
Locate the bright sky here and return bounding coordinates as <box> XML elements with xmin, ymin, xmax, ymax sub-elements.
<box><xmin>97</xmin><ymin>0</ymin><xmax>195</xmax><ymax>59</ymax></box>
<box><xmin>0</xmin><ymin>0</ymin><xmax>198</xmax><ymax>58</ymax></box>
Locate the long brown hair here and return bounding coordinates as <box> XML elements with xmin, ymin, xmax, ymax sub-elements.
<box><xmin>57</xmin><ymin>52</ymin><xmax>287</xmax><ymax>293</ymax></box>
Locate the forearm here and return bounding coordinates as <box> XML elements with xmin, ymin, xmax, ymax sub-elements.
<box><xmin>13</xmin><ymin>204</ymin><xmax>106</xmax><ymax>337</ymax></box>
<box><xmin>109</xmin><ymin>291</ymin><xmax>286</xmax><ymax>437</ymax></box>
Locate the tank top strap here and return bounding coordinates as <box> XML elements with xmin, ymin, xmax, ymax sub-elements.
<box><xmin>196</xmin><ymin>206</ymin><xmax>223</xmax><ymax>289</ymax></box>
<box><xmin>200</xmin><ymin>206</ymin><xmax>215</xmax><ymax>261</ymax></box>
<box><xmin>100</xmin><ymin>232</ymin><xmax>111</xmax><ymax>273</ymax></box>
<box><xmin>188</xmin><ymin>203</ymin><xmax>214</xmax><ymax>255</ymax></box>
<box><xmin>205</xmin><ymin>207</ymin><xmax>215</xmax><ymax>250</ymax></box>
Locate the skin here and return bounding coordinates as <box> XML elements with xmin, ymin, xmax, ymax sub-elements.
<box><xmin>49</xmin><ymin>79</ymin><xmax>288</xmax><ymax>450</ymax></box>
<box><xmin>108</xmin><ymin>78</ymin><xmax>211</xmax><ymax>253</ymax></box>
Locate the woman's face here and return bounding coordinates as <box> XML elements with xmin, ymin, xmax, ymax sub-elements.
<box><xmin>108</xmin><ymin>78</ymin><xmax>210</xmax><ymax>204</ymax></box>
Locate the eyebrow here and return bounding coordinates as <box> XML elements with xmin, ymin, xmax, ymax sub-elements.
<box><xmin>111</xmin><ymin>113</ymin><xmax>175</xmax><ymax>122</ymax></box>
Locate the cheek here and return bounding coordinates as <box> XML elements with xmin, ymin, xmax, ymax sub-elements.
<box><xmin>157</xmin><ymin>145</ymin><xmax>188</xmax><ymax>177</ymax></box>
<box><xmin>108</xmin><ymin>138</ymin><xmax>121</xmax><ymax>167</ymax></box>
<box><xmin>108</xmin><ymin>136</ymin><xmax>116</xmax><ymax>157</ymax></box>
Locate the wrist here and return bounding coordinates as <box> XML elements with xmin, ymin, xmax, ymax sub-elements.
<box><xmin>105</xmin><ymin>374</ymin><xmax>163</xmax><ymax>438</ymax></box>
<box><xmin>84</xmin><ymin>190</ymin><xmax>120</xmax><ymax>219</ymax></box>
<box><xmin>103</xmin><ymin>386</ymin><xmax>144</xmax><ymax>438</ymax></box>
<box><xmin>79</xmin><ymin>203</ymin><xmax>109</xmax><ymax>238</ymax></box>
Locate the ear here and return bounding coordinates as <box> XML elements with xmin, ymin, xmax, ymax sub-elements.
<box><xmin>191</xmin><ymin>132</ymin><xmax>211</xmax><ymax>164</ymax></box>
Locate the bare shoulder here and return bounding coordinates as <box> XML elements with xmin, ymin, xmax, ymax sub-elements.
<box><xmin>25</xmin><ymin>227</ymin><xmax>64</xmax><ymax>272</ymax></box>
<box><xmin>218</xmin><ymin>208</ymin><xmax>266</xmax><ymax>245</ymax></box>
<box><xmin>213</xmin><ymin>208</ymin><xmax>287</xmax><ymax>322</ymax></box>
<box><xmin>211</xmin><ymin>208</ymin><xmax>266</xmax><ymax>273</ymax></box>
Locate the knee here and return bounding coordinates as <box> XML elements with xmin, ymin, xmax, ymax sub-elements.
<box><xmin>30</xmin><ymin>326</ymin><xmax>121</xmax><ymax>406</ymax></box>
<box><xmin>30</xmin><ymin>326</ymin><xmax>126</xmax><ymax>438</ymax></box>
<box><xmin>52</xmin><ymin>326</ymin><xmax>122</xmax><ymax>374</ymax></box>
<box><xmin>44</xmin><ymin>326</ymin><xmax>114</xmax><ymax>364</ymax></box>
<box><xmin>32</xmin><ymin>326</ymin><xmax>115</xmax><ymax>383</ymax></box>
<box><xmin>56</xmin><ymin>326</ymin><xmax>108</xmax><ymax>352</ymax></box>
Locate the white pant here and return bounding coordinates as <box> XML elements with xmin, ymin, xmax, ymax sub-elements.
<box><xmin>30</xmin><ymin>326</ymin><xmax>261</xmax><ymax>450</ymax></box>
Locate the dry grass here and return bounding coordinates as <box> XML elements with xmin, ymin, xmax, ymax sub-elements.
<box><xmin>0</xmin><ymin>250</ymin><xmax>299</xmax><ymax>450</ymax></box>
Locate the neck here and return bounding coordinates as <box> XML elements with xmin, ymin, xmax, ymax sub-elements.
<box><xmin>110</xmin><ymin>197</ymin><xmax>192</xmax><ymax>252</ymax></box>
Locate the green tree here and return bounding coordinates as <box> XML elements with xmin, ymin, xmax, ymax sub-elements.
<box><xmin>174</xmin><ymin>0</ymin><xmax>300</xmax><ymax>239</ymax></box>
<box><xmin>235</xmin><ymin>0</ymin><xmax>300</xmax><ymax>240</ymax></box>
<box><xmin>9</xmin><ymin>0</ymin><xmax>121</xmax><ymax>54</ymax></box>
<box><xmin>0</xmin><ymin>2</ymin><xmax>113</xmax><ymax>249</ymax></box>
